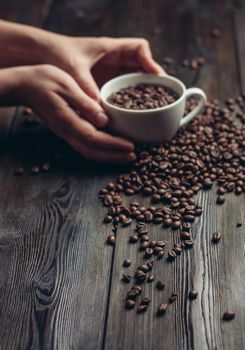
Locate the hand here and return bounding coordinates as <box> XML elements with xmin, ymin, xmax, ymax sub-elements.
<box><xmin>12</xmin><ymin>64</ymin><xmax>136</xmax><ymax>163</ymax></box>
<box><xmin>46</xmin><ymin>36</ymin><xmax>165</xmax><ymax>101</ymax></box>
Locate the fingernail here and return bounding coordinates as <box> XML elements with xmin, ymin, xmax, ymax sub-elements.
<box><xmin>97</xmin><ymin>112</ymin><xmax>109</xmax><ymax>126</ymax></box>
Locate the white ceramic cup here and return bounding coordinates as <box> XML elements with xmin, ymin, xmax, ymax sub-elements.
<box><xmin>100</xmin><ymin>73</ymin><xmax>207</xmax><ymax>143</ymax></box>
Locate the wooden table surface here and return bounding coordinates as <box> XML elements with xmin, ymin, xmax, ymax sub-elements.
<box><xmin>0</xmin><ymin>1</ymin><xmax>244</xmax><ymax>349</ymax></box>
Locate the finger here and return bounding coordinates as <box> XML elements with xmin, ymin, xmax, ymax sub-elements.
<box><xmin>102</xmin><ymin>38</ymin><xmax>165</xmax><ymax>74</ymax></box>
<box><xmin>137</xmin><ymin>40</ymin><xmax>165</xmax><ymax>74</ymax></box>
<box><xmin>69</xmin><ymin>139</ymin><xmax>136</xmax><ymax>163</ymax></box>
<box><xmin>64</xmin><ymin>111</ymin><xmax>135</xmax><ymax>152</ymax></box>
<box><xmin>59</xmin><ymin>80</ymin><xmax>108</xmax><ymax>128</ymax></box>
<box><xmin>49</xmin><ymin>95</ymin><xmax>135</xmax><ymax>152</ymax></box>
<box><xmin>72</xmin><ymin>67</ymin><xmax>101</xmax><ymax>102</ymax></box>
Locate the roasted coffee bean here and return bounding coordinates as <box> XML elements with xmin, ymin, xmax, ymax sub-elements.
<box><xmin>168</xmin><ymin>250</ymin><xmax>177</xmax><ymax>260</ymax></box>
<box><xmin>137</xmin><ymin>304</ymin><xmax>148</xmax><ymax>313</ymax></box>
<box><xmin>42</xmin><ymin>162</ymin><xmax>50</xmax><ymax>171</ymax></box>
<box><xmin>212</xmin><ymin>231</ymin><xmax>222</xmax><ymax>243</ymax></box>
<box><xmin>211</xmin><ymin>28</ymin><xmax>221</xmax><ymax>38</ymax></box>
<box><xmin>14</xmin><ymin>166</ymin><xmax>24</xmax><ymax>176</ymax></box>
<box><xmin>127</xmin><ymin>286</ymin><xmax>142</xmax><ymax>300</ymax></box>
<box><xmin>104</xmin><ymin>215</ymin><xmax>113</xmax><ymax>223</ymax></box>
<box><xmin>182</xmin><ymin>222</ymin><xmax>191</xmax><ymax>231</ymax></box>
<box><xmin>156</xmin><ymin>280</ymin><xmax>165</xmax><ymax>290</ymax></box>
<box><xmin>189</xmin><ymin>290</ymin><xmax>198</xmax><ymax>300</ymax></box>
<box><xmin>169</xmin><ymin>292</ymin><xmax>178</xmax><ymax>303</ymax></box>
<box><xmin>216</xmin><ymin>195</ymin><xmax>225</xmax><ymax>204</ymax></box>
<box><xmin>121</xmin><ymin>274</ymin><xmax>131</xmax><ymax>283</ymax></box>
<box><xmin>157</xmin><ymin>303</ymin><xmax>168</xmax><ymax>315</ymax></box>
<box><xmin>140</xmin><ymin>235</ymin><xmax>150</xmax><ymax>242</ymax></box>
<box><xmin>140</xmin><ymin>241</ymin><xmax>150</xmax><ymax>250</ymax></box>
<box><xmin>183</xmin><ymin>215</ymin><xmax>195</xmax><ymax>223</ymax></box>
<box><xmin>147</xmin><ymin>260</ymin><xmax>154</xmax><ymax>270</ymax></box>
<box><xmin>137</xmin><ymin>264</ymin><xmax>149</xmax><ymax>273</ymax></box>
<box><xmin>223</xmin><ymin>311</ymin><xmax>235</xmax><ymax>320</ymax></box>
<box><xmin>125</xmin><ymin>299</ymin><xmax>135</xmax><ymax>310</ymax></box>
<box><xmin>123</xmin><ymin>259</ymin><xmax>132</xmax><ymax>267</ymax></box>
<box><xmin>122</xmin><ymin>218</ymin><xmax>133</xmax><ymax>226</ymax></box>
<box><xmin>172</xmin><ymin>220</ymin><xmax>182</xmax><ymax>229</ymax></box>
<box><xmin>173</xmin><ymin>245</ymin><xmax>182</xmax><ymax>255</ymax></box>
<box><xmin>184</xmin><ymin>240</ymin><xmax>194</xmax><ymax>248</ymax></box>
<box><xmin>147</xmin><ymin>274</ymin><xmax>155</xmax><ymax>283</ymax></box>
<box><xmin>23</xmin><ymin>107</ymin><xmax>32</xmax><ymax>115</ymax></box>
<box><xmin>154</xmin><ymin>246</ymin><xmax>164</xmax><ymax>255</ymax></box>
<box><xmin>129</xmin><ymin>235</ymin><xmax>138</xmax><ymax>243</ymax></box>
<box><xmin>108</xmin><ymin>83</ymin><xmax>179</xmax><ymax>110</ymax></box>
<box><xmin>31</xmin><ymin>166</ymin><xmax>39</xmax><ymax>175</ymax></box>
<box><xmin>180</xmin><ymin>231</ymin><xmax>191</xmax><ymax>240</ymax></box>
<box><xmin>106</xmin><ymin>235</ymin><xmax>115</xmax><ymax>245</ymax></box>
<box><xmin>157</xmin><ymin>250</ymin><xmax>165</xmax><ymax>259</ymax></box>
<box><xmin>236</xmin><ymin>222</ymin><xmax>242</xmax><ymax>227</ymax></box>
<box><xmin>144</xmin><ymin>247</ymin><xmax>154</xmax><ymax>258</ymax></box>
<box><xmin>140</xmin><ymin>297</ymin><xmax>151</xmax><ymax>305</ymax></box>
<box><xmin>134</xmin><ymin>270</ymin><xmax>147</xmax><ymax>283</ymax></box>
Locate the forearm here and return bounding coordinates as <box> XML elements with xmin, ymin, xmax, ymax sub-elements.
<box><xmin>0</xmin><ymin>20</ymin><xmax>65</xmax><ymax>68</ymax></box>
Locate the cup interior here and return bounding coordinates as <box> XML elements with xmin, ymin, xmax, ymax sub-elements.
<box><xmin>100</xmin><ymin>73</ymin><xmax>186</xmax><ymax>113</ymax></box>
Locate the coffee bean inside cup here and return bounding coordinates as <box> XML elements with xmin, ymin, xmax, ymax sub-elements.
<box><xmin>107</xmin><ymin>83</ymin><xmax>179</xmax><ymax>110</ymax></box>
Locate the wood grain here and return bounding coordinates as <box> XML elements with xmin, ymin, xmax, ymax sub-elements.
<box><xmin>0</xmin><ymin>114</ymin><xmax>116</xmax><ymax>349</ymax></box>
<box><xmin>104</xmin><ymin>1</ymin><xmax>245</xmax><ymax>350</ymax></box>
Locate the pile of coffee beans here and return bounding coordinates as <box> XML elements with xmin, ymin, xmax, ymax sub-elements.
<box><xmin>99</xmin><ymin>93</ymin><xmax>244</xmax><ymax>318</ymax></box>
<box><xmin>107</xmin><ymin>84</ymin><xmax>179</xmax><ymax>110</ymax></box>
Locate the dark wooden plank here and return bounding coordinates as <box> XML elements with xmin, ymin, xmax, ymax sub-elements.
<box><xmin>0</xmin><ymin>0</ymin><xmax>54</xmax><ymax>26</ymax></box>
<box><xmin>0</xmin><ymin>112</ymin><xmax>117</xmax><ymax>349</ymax></box>
<box><xmin>104</xmin><ymin>1</ymin><xmax>245</xmax><ymax>350</ymax></box>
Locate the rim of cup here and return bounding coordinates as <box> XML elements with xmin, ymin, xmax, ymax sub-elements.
<box><xmin>100</xmin><ymin>73</ymin><xmax>187</xmax><ymax>114</ymax></box>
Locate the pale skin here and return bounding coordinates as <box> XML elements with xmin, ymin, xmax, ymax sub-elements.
<box><xmin>0</xmin><ymin>20</ymin><xmax>164</xmax><ymax>163</ymax></box>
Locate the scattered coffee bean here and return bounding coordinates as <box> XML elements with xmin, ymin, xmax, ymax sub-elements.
<box><xmin>162</xmin><ymin>56</ymin><xmax>173</xmax><ymax>65</ymax></box>
<box><xmin>157</xmin><ymin>250</ymin><xmax>165</xmax><ymax>259</ymax></box>
<box><xmin>144</xmin><ymin>247</ymin><xmax>154</xmax><ymax>258</ymax></box>
<box><xmin>121</xmin><ymin>274</ymin><xmax>131</xmax><ymax>283</ymax></box>
<box><xmin>236</xmin><ymin>222</ymin><xmax>242</xmax><ymax>227</ymax></box>
<box><xmin>129</xmin><ymin>235</ymin><xmax>138</xmax><ymax>243</ymax></box>
<box><xmin>223</xmin><ymin>311</ymin><xmax>235</xmax><ymax>321</ymax></box>
<box><xmin>127</xmin><ymin>286</ymin><xmax>142</xmax><ymax>300</ymax></box>
<box><xmin>125</xmin><ymin>299</ymin><xmax>135</xmax><ymax>310</ymax></box>
<box><xmin>147</xmin><ymin>274</ymin><xmax>155</xmax><ymax>283</ymax></box>
<box><xmin>123</xmin><ymin>259</ymin><xmax>132</xmax><ymax>267</ymax></box>
<box><xmin>189</xmin><ymin>290</ymin><xmax>198</xmax><ymax>300</ymax></box>
<box><xmin>106</xmin><ymin>235</ymin><xmax>116</xmax><ymax>246</ymax></box>
<box><xmin>156</xmin><ymin>280</ymin><xmax>165</xmax><ymax>290</ymax></box>
<box><xmin>212</xmin><ymin>231</ymin><xmax>222</xmax><ymax>243</ymax></box>
<box><xmin>168</xmin><ymin>250</ymin><xmax>177</xmax><ymax>260</ymax></box>
<box><xmin>14</xmin><ymin>166</ymin><xmax>24</xmax><ymax>176</ymax></box>
<box><xmin>137</xmin><ymin>304</ymin><xmax>148</xmax><ymax>313</ymax></box>
<box><xmin>169</xmin><ymin>292</ymin><xmax>178</xmax><ymax>303</ymax></box>
<box><xmin>211</xmin><ymin>29</ymin><xmax>221</xmax><ymax>38</ymax></box>
<box><xmin>217</xmin><ymin>195</ymin><xmax>225</xmax><ymax>204</ymax></box>
<box><xmin>137</xmin><ymin>264</ymin><xmax>149</xmax><ymax>273</ymax></box>
<box><xmin>107</xmin><ymin>83</ymin><xmax>179</xmax><ymax>110</ymax></box>
<box><xmin>23</xmin><ymin>107</ymin><xmax>32</xmax><ymax>115</ymax></box>
<box><xmin>140</xmin><ymin>297</ymin><xmax>151</xmax><ymax>305</ymax></box>
<box><xmin>157</xmin><ymin>303</ymin><xmax>168</xmax><ymax>315</ymax></box>
<box><xmin>184</xmin><ymin>240</ymin><xmax>194</xmax><ymax>248</ymax></box>
<box><xmin>42</xmin><ymin>162</ymin><xmax>50</xmax><ymax>172</ymax></box>
<box><xmin>31</xmin><ymin>166</ymin><xmax>39</xmax><ymax>175</ymax></box>
<box><xmin>134</xmin><ymin>270</ymin><xmax>147</xmax><ymax>284</ymax></box>
<box><xmin>180</xmin><ymin>231</ymin><xmax>191</xmax><ymax>240</ymax></box>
